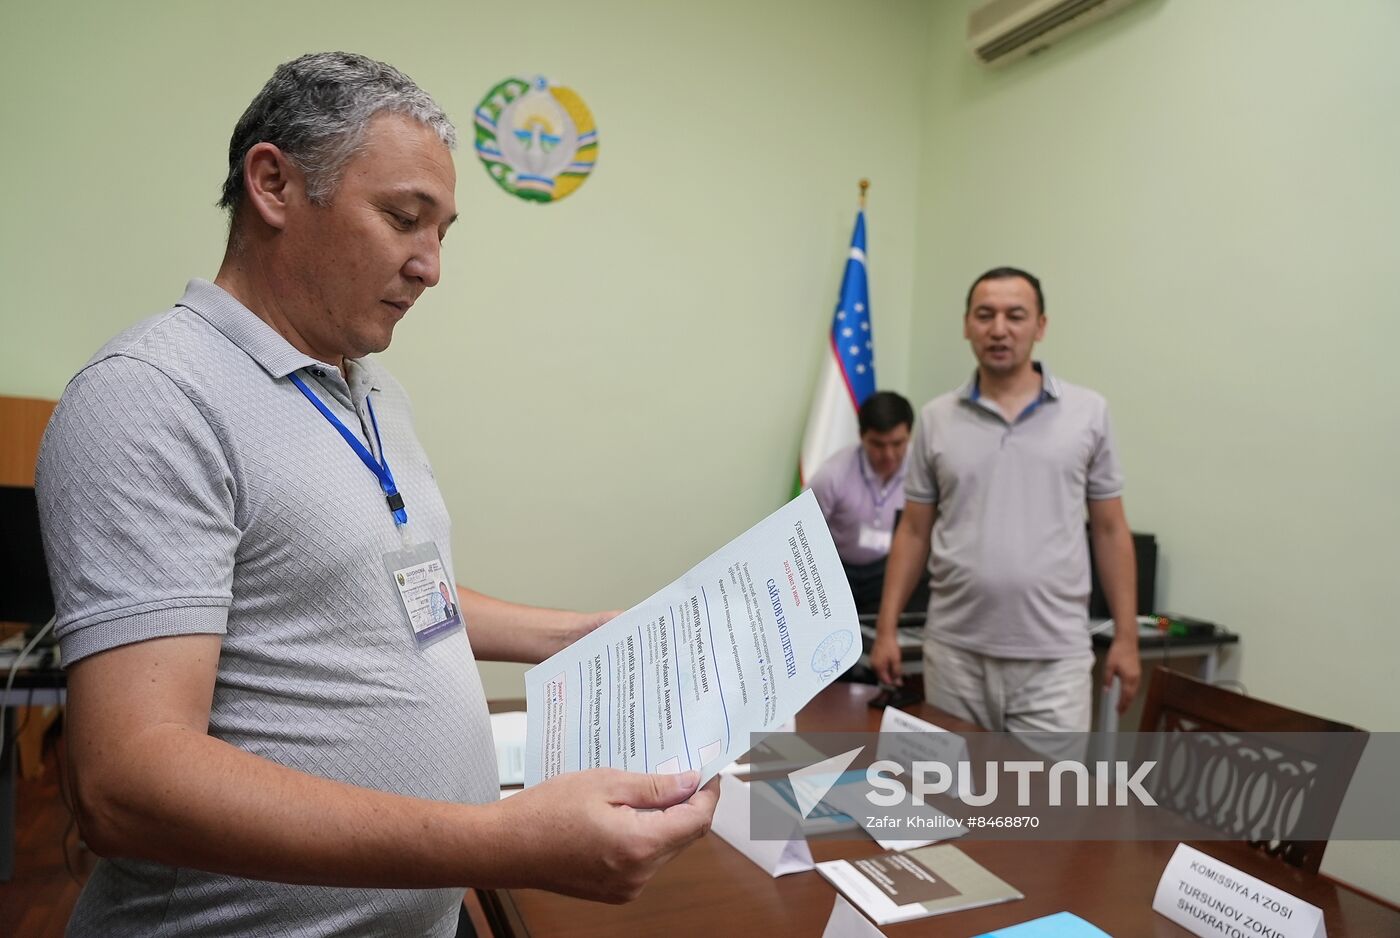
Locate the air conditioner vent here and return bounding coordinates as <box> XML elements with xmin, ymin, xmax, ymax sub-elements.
<box><xmin>968</xmin><ymin>0</ymin><xmax>1143</xmax><ymax>66</ymax></box>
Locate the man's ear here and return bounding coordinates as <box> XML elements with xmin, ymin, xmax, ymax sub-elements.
<box><xmin>241</xmin><ymin>142</ymin><xmax>302</xmax><ymax>230</ymax></box>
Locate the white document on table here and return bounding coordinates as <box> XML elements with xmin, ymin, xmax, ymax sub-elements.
<box><xmin>523</xmin><ymin>490</ymin><xmax>860</xmax><ymax>787</ymax></box>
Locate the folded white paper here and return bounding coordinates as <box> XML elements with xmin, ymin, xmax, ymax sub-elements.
<box><xmin>1153</xmin><ymin>844</ymin><xmax>1325</xmax><ymax>938</ymax></box>
<box><xmin>711</xmin><ymin>773</ymin><xmax>815</xmax><ymax>877</ymax></box>
<box><xmin>822</xmin><ymin>894</ymin><xmax>888</xmax><ymax>938</ymax></box>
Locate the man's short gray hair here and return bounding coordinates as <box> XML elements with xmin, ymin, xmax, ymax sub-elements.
<box><xmin>218</xmin><ymin>51</ymin><xmax>456</xmax><ymax>214</ymax></box>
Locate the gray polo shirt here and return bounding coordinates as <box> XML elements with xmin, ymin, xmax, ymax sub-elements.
<box><xmin>37</xmin><ymin>280</ymin><xmax>497</xmax><ymax>937</ymax></box>
<box><xmin>904</xmin><ymin>364</ymin><xmax>1123</xmax><ymax>659</ymax></box>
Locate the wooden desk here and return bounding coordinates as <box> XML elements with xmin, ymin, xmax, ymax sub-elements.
<box><xmin>482</xmin><ymin>684</ymin><xmax>1399</xmax><ymax>937</ymax></box>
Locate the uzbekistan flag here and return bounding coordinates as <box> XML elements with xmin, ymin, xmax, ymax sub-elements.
<box><xmin>797</xmin><ymin>210</ymin><xmax>875</xmax><ymax>490</ymax></box>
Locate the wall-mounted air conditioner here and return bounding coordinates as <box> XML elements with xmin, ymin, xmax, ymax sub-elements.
<box><xmin>968</xmin><ymin>0</ymin><xmax>1144</xmax><ymax>66</ymax></box>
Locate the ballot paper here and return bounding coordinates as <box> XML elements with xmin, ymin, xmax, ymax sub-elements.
<box><xmin>523</xmin><ymin>490</ymin><xmax>860</xmax><ymax>786</ymax></box>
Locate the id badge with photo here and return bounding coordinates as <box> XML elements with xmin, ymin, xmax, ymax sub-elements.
<box><xmin>857</xmin><ymin>524</ymin><xmax>892</xmax><ymax>554</ymax></box>
<box><xmin>383</xmin><ymin>540</ymin><xmax>463</xmax><ymax>647</ymax></box>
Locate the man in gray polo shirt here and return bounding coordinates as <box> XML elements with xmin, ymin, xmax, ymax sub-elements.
<box><xmin>870</xmin><ymin>268</ymin><xmax>1140</xmax><ymax>735</ymax></box>
<box><xmin>37</xmin><ymin>53</ymin><xmax>716</xmax><ymax>937</ymax></box>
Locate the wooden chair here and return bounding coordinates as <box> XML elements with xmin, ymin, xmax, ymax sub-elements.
<box><xmin>1136</xmin><ymin>666</ymin><xmax>1367</xmax><ymax>873</ymax></box>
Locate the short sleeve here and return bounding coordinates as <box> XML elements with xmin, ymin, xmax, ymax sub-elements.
<box><xmin>36</xmin><ymin>355</ymin><xmax>238</xmax><ymax>665</ymax></box>
<box><xmin>903</xmin><ymin>411</ymin><xmax>938</xmax><ymax>505</ymax></box>
<box><xmin>807</xmin><ymin>458</ymin><xmax>839</xmax><ymax>517</ymax></box>
<box><xmin>1086</xmin><ymin>399</ymin><xmax>1125</xmax><ymax>500</ymax></box>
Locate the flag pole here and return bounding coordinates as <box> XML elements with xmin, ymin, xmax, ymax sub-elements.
<box><xmin>796</xmin><ymin>183</ymin><xmax>875</xmax><ymax>493</ymax></box>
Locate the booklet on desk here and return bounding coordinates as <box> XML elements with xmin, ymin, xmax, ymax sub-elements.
<box><xmin>757</xmin><ymin>773</ymin><xmax>862</xmax><ymax>835</ymax></box>
<box><xmin>816</xmin><ymin>844</ymin><xmax>1022</xmax><ymax>925</ymax></box>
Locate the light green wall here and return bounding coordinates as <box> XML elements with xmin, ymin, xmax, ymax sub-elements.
<box><xmin>0</xmin><ymin>0</ymin><xmax>931</xmax><ymax>692</ymax></box>
<box><xmin>911</xmin><ymin>0</ymin><xmax>1400</xmax><ymax>898</ymax></box>
<box><xmin>5</xmin><ymin>0</ymin><xmax>1396</xmax><ymax>904</ymax></box>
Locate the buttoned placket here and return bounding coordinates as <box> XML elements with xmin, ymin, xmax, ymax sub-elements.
<box><xmin>966</xmin><ymin>380</ymin><xmax>1055</xmax><ymax>448</ymax></box>
<box><xmin>306</xmin><ymin>363</ymin><xmax>385</xmax><ymax>464</ymax></box>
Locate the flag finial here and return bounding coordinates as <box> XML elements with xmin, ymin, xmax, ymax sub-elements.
<box><xmin>858</xmin><ymin>178</ymin><xmax>869</xmax><ymax>210</ymax></box>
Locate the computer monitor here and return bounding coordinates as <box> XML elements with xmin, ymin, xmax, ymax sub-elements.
<box><xmin>1088</xmin><ymin>528</ymin><xmax>1157</xmax><ymax>618</ymax></box>
<box><xmin>0</xmin><ymin>485</ymin><xmax>55</xmax><ymax>627</ymax></box>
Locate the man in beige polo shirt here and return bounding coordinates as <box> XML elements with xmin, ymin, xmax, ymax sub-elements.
<box><xmin>870</xmin><ymin>267</ymin><xmax>1140</xmax><ymax>734</ymax></box>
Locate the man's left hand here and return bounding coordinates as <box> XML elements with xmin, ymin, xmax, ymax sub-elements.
<box><xmin>1104</xmin><ymin>635</ymin><xmax>1141</xmax><ymax>714</ymax></box>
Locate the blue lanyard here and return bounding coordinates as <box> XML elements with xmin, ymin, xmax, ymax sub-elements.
<box><xmin>289</xmin><ymin>371</ymin><xmax>407</xmax><ymax>527</ymax></box>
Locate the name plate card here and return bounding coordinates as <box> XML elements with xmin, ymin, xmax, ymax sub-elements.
<box><xmin>1153</xmin><ymin>844</ymin><xmax>1325</xmax><ymax>938</ymax></box>
<box><xmin>711</xmin><ymin>773</ymin><xmax>815</xmax><ymax>877</ymax></box>
<box><xmin>822</xmin><ymin>894</ymin><xmax>888</xmax><ymax>938</ymax></box>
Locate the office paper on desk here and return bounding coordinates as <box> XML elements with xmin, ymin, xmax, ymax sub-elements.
<box><xmin>819</xmin><ymin>705</ymin><xmax>971</xmax><ymax>849</ymax></box>
<box><xmin>875</xmin><ymin>706</ymin><xmax>973</xmax><ymax>797</ymax></box>
<box><xmin>523</xmin><ymin>491</ymin><xmax>860</xmax><ymax>786</ymax></box>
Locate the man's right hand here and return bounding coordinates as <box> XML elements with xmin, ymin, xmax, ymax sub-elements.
<box><xmin>67</xmin><ymin>634</ymin><xmax>717</xmax><ymax>897</ymax></box>
<box><xmin>494</xmin><ymin>768</ymin><xmax>719</xmax><ymax>903</ymax></box>
<box><xmin>870</xmin><ymin>633</ymin><xmax>904</xmax><ymax>688</ymax></box>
